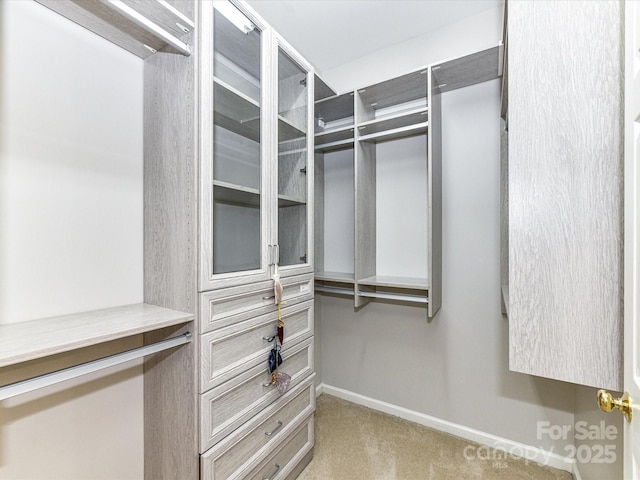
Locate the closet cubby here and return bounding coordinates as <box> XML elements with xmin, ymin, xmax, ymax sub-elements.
<box><xmin>314</xmin><ymin>46</ymin><xmax>502</xmax><ymax>317</ymax></box>
<box><xmin>356</xmin><ymin>69</ymin><xmax>429</xmax><ymax>142</ymax></box>
<box><xmin>354</xmin><ymin>68</ymin><xmax>438</xmax><ymax>313</ymax></box>
<box><xmin>314</xmin><ymin>93</ymin><xmax>357</xmax><ymax>296</ymax></box>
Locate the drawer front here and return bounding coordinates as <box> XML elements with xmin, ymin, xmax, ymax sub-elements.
<box><xmin>201</xmin><ymin>375</ymin><xmax>315</xmax><ymax>479</ymax></box>
<box><xmin>249</xmin><ymin>417</ymin><xmax>314</xmax><ymax>480</ymax></box>
<box><xmin>201</xmin><ymin>337</ymin><xmax>314</xmax><ymax>452</ymax></box>
<box><xmin>201</xmin><ymin>301</ymin><xmax>314</xmax><ymax>392</ymax></box>
<box><xmin>200</xmin><ymin>274</ymin><xmax>313</xmax><ymax>334</ymax></box>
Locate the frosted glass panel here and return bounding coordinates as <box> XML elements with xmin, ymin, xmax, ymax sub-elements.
<box><xmin>212</xmin><ymin>4</ymin><xmax>262</xmax><ymax>274</ymax></box>
<box><xmin>277</xmin><ymin>48</ymin><xmax>308</xmax><ymax>267</ymax></box>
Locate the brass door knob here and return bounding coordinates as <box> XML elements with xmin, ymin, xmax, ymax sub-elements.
<box><xmin>597</xmin><ymin>390</ymin><xmax>632</xmax><ymax>422</ymax></box>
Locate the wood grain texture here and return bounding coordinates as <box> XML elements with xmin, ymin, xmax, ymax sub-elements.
<box><xmin>500</xmin><ymin>120</ymin><xmax>509</xmax><ymax>315</ymax></box>
<box><xmin>143</xmin><ymin>19</ymin><xmax>198</xmax><ymax>480</ymax></box>
<box><xmin>248</xmin><ymin>417</ymin><xmax>314</xmax><ymax>480</ymax></box>
<box><xmin>358</xmin><ymin>69</ymin><xmax>428</xmax><ymax>113</ymax></box>
<box><xmin>314</xmin><ymin>74</ymin><xmax>336</xmax><ymax>102</ymax></box>
<box><xmin>144</xmin><ymin>323</ymin><xmax>199</xmax><ymax>480</ymax></box>
<box><xmin>354</xmin><ymin>139</ymin><xmax>376</xmax><ymax>308</ymax></box>
<box><xmin>200</xmin><ymin>337</ymin><xmax>314</xmax><ymax>452</ymax></box>
<box><xmin>200</xmin><ymin>274</ymin><xmax>313</xmax><ymax>334</ymax></box>
<box><xmin>508</xmin><ymin>0</ymin><xmax>623</xmax><ymax>390</ymax></box>
<box><xmin>0</xmin><ymin>304</ymin><xmax>193</xmax><ymax>368</ymax></box>
<box><xmin>315</xmin><ymin>93</ymin><xmax>355</xmax><ymax>126</ymax></box>
<box><xmin>314</xmin><ymin>152</ymin><xmax>325</xmax><ymax>274</ymax></box>
<box><xmin>201</xmin><ymin>301</ymin><xmax>313</xmax><ymax>391</ymax></box>
<box><xmin>358</xmin><ymin>275</ymin><xmax>428</xmax><ymax>291</ymax></box>
<box><xmin>431</xmin><ymin>47</ymin><xmax>500</xmax><ymax>93</ymax></box>
<box><xmin>35</xmin><ymin>0</ymin><xmax>190</xmax><ymax>58</ymax></box>
<box><xmin>201</xmin><ymin>375</ymin><xmax>315</xmax><ymax>479</ymax></box>
<box><xmin>427</xmin><ymin>69</ymin><xmax>443</xmax><ymax>318</ymax></box>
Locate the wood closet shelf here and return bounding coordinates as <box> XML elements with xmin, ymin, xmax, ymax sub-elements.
<box><xmin>358</xmin><ymin>275</ymin><xmax>429</xmax><ymax>291</ymax></box>
<box><xmin>0</xmin><ymin>303</ymin><xmax>194</xmax><ymax>368</ymax></box>
<box><xmin>35</xmin><ymin>0</ymin><xmax>194</xmax><ymax>59</ymax></box>
<box><xmin>315</xmin><ymin>271</ymin><xmax>355</xmax><ymax>284</ymax></box>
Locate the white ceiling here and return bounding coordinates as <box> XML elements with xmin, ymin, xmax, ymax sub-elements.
<box><xmin>245</xmin><ymin>0</ymin><xmax>503</xmax><ymax>73</ymax></box>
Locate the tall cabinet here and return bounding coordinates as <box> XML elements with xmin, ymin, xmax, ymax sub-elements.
<box><xmin>145</xmin><ymin>0</ymin><xmax>316</xmax><ymax>478</ymax></box>
<box><xmin>505</xmin><ymin>0</ymin><xmax>624</xmax><ymax>391</ymax></box>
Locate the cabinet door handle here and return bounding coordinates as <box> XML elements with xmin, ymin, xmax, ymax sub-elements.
<box><xmin>262</xmin><ymin>381</ymin><xmax>275</xmax><ymax>387</ymax></box>
<box><xmin>263</xmin><ymin>464</ymin><xmax>280</xmax><ymax>480</ymax></box>
<box><xmin>264</xmin><ymin>420</ymin><xmax>283</xmax><ymax>437</ymax></box>
<box><xmin>263</xmin><ymin>335</ymin><xmax>276</xmax><ymax>342</ymax></box>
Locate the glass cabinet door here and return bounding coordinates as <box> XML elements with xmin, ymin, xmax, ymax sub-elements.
<box><xmin>276</xmin><ymin>45</ymin><xmax>311</xmax><ymax>270</ymax></box>
<box><xmin>210</xmin><ymin>1</ymin><xmax>266</xmax><ymax>279</ymax></box>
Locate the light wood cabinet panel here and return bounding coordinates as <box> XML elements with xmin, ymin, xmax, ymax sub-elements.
<box><xmin>508</xmin><ymin>0</ymin><xmax>623</xmax><ymax>390</ymax></box>
<box><xmin>201</xmin><ymin>301</ymin><xmax>313</xmax><ymax>391</ymax></box>
<box><xmin>247</xmin><ymin>417</ymin><xmax>314</xmax><ymax>480</ymax></box>
<box><xmin>201</xmin><ymin>376</ymin><xmax>315</xmax><ymax>479</ymax></box>
<box><xmin>200</xmin><ymin>336</ymin><xmax>313</xmax><ymax>452</ymax></box>
<box><xmin>199</xmin><ymin>274</ymin><xmax>313</xmax><ymax>334</ymax></box>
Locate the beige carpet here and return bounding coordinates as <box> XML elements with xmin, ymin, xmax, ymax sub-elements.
<box><xmin>297</xmin><ymin>395</ymin><xmax>573</xmax><ymax>480</ymax></box>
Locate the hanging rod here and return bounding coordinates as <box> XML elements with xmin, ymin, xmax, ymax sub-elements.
<box><xmin>315</xmin><ymin>286</ymin><xmax>355</xmax><ymax>296</ymax></box>
<box><xmin>0</xmin><ymin>332</ymin><xmax>192</xmax><ymax>401</ymax></box>
<box><xmin>102</xmin><ymin>0</ymin><xmax>192</xmax><ymax>57</ymax></box>
<box><xmin>358</xmin><ymin>291</ymin><xmax>428</xmax><ymax>304</ymax></box>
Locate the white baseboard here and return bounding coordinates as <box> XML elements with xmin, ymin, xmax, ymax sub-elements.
<box><xmin>317</xmin><ymin>383</ymin><xmax>575</xmax><ymax>474</ymax></box>
<box><xmin>571</xmin><ymin>463</ymin><xmax>583</xmax><ymax>480</ymax></box>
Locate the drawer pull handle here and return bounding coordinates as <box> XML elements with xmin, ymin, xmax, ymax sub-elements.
<box><xmin>263</xmin><ymin>294</ymin><xmax>275</xmax><ymax>300</ymax></box>
<box><xmin>263</xmin><ymin>464</ymin><xmax>280</xmax><ymax>480</ymax></box>
<box><xmin>264</xmin><ymin>420</ymin><xmax>283</xmax><ymax>437</ymax></box>
<box><xmin>262</xmin><ymin>381</ymin><xmax>275</xmax><ymax>387</ymax></box>
<box><xmin>263</xmin><ymin>335</ymin><xmax>276</xmax><ymax>342</ymax></box>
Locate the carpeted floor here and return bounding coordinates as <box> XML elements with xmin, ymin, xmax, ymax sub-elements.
<box><xmin>297</xmin><ymin>395</ymin><xmax>573</xmax><ymax>480</ymax></box>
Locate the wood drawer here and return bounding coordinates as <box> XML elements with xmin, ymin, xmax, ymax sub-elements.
<box><xmin>201</xmin><ymin>301</ymin><xmax>313</xmax><ymax>392</ymax></box>
<box><xmin>248</xmin><ymin>417</ymin><xmax>314</xmax><ymax>480</ymax></box>
<box><xmin>200</xmin><ymin>274</ymin><xmax>313</xmax><ymax>334</ymax></box>
<box><xmin>201</xmin><ymin>375</ymin><xmax>315</xmax><ymax>479</ymax></box>
<box><xmin>200</xmin><ymin>337</ymin><xmax>314</xmax><ymax>452</ymax></box>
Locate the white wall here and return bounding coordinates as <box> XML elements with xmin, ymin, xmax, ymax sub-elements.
<box><xmin>0</xmin><ymin>1</ymin><xmax>144</xmax><ymax>478</ymax></box>
<box><xmin>316</xmin><ymin>5</ymin><xmax>582</xmax><ymax>463</ymax></box>
<box><xmin>322</xmin><ymin>6</ymin><xmax>504</xmax><ymax>93</ymax></box>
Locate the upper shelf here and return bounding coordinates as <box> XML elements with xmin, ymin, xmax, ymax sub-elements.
<box><xmin>358</xmin><ymin>69</ymin><xmax>428</xmax><ymax>111</ymax></box>
<box><xmin>35</xmin><ymin>0</ymin><xmax>194</xmax><ymax>59</ymax></box>
<box><xmin>315</xmin><ymin>93</ymin><xmax>355</xmax><ymax>128</ymax></box>
<box><xmin>431</xmin><ymin>46</ymin><xmax>501</xmax><ymax>93</ymax></box>
<box><xmin>0</xmin><ymin>303</ymin><xmax>194</xmax><ymax>368</ymax></box>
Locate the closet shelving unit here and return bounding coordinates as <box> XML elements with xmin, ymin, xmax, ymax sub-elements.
<box><xmin>314</xmin><ymin>92</ymin><xmax>357</xmax><ymax>297</ymax></box>
<box><xmin>34</xmin><ymin>0</ymin><xmax>194</xmax><ymax>58</ymax></box>
<box><xmin>353</xmin><ymin>68</ymin><xmax>436</xmax><ymax>312</ymax></box>
<box><xmin>314</xmin><ymin>45</ymin><xmax>501</xmax><ymax>318</ymax></box>
<box><xmin>1</xmin><ymin>0</ymin><xmax>198</xmax><ymax>476</ymax></box>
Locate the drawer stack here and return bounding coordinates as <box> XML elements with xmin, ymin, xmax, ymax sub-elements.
<box><xmin>199</xmin><ymin>273</ymin><xmax>315</xmax><ymax>479</ymax></box>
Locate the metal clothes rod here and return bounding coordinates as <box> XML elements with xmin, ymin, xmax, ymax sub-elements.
<box><xmin>103</xmin><ymin>0</ymin><xmax>192</xmax><ymax>57</ymax></box>
<box><xmin>357</xmin><ymin>122</ymin><xmax>428</xmax><ymax>142</ymax></box>
<box><xmin>315</xmin><ymin>286</ymin><xmax>355</xmax><ymax>296</ymax></box>
<box><xmin>358</xmin><ymin>291</ymin><xmax>429</xmax><ymax>304</ymax></box>
<box><xmin>0</xmin><ymin>333</ymin><xmax>192</xmax><ymax>401</ymax></box>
